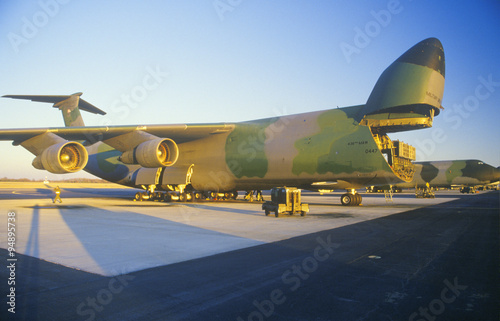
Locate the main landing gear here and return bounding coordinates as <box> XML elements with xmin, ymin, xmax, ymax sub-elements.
<box><xmin>415</xmin><ymin>183</ymin><xmax>435</xmax><ymax>198</ymax></box>
<box><xmin>133</xmin><ymin>185</ymin><xmax>239</xmax><ymax>203</ymax></box>
<box><xmin>340</xmin><ymin>190</ymin><xmax>362</xmax><ymax>206</ymax></box>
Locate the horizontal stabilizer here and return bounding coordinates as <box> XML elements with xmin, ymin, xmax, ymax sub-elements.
<box><xmin>3</xmin><ymin>93</ymin><xmax>106</xmax><ymax>115</ymax></box>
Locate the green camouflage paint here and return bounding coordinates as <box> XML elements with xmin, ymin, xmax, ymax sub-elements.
<box><xmin>293</xmin><ymin>109</ymin><xmax>357</xmax><ymax>175</ymax></box>
<box><xmin>445</xmin><ymin>160</ymin><xmax>465</xmax><ymax>183</ymax></box>
<box><xmin>420</xmin><ymin>162</ymin><xmax>439</xmax><ymax>182</ymax></box>
<box><xmin>361</xmin><ymin>38</ymin><xmax>445</xmax><ymax>120</ymax></box>
<box><xmin>460</xmin><ymin>160</ymin><xmax>499</xmax><ymax>182</ymax></box>
<box><xmin>292</xmin><ymin>107</ymin><xmax>385</xmax><ymax>176</ymax></box>
<box><xmin>225</xmin><ymin>118</ymin><xmax>279</xmax><ymax>178</ymax></box>
<box><xmin>365</xmin><ymin>63</ymin><xmax>442</xmax><ymax>112</ymax></box>
<box><xmin>318</xmin><ymin>125</ymin><xmax>385</xmax><ymax>175</ymax></box>
<box><xmin>96</xmin><ymin>143</ymin><xmax>123</xmax><ymax>173</ymax></box>
<box><xmin>400</xmin><ymin>159</ymin><xmax>500</xmax><ymax>189</ymax></box>
<box><xmin>62</xmin><ymin>107</ymin><xmax>83</xmax><ymax>127</ymax></box>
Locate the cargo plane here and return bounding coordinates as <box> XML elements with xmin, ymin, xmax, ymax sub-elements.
<box><xmin>395</xmin><ymin>160</ymin><xmax>499</xmax><ymax>197</ymax></box>
<box><xmin>0</xmin><ymin>38</ymin><xmax>446</xmax><ymax>205</ymax></box>
<box><xmin>405</xmin><ymin>160</ymin><xmax>499</xmax><ymax>188</ymax></box>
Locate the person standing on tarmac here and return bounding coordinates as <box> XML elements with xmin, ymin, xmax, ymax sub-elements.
<box><xmin>53</xmin><ymin>186</ymin><xmax>62</xmax><ymax>203</ymax></box>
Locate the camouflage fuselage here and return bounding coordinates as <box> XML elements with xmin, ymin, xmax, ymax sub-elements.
<box><xmin>83</xmin><ymin>106</ymin><xmax>402</xmax><ymax>192</ymax></box>
<box><xmin>396</xmin><ymin>160</ymin><xmax>500</xmax><ymax>188</ymax></box>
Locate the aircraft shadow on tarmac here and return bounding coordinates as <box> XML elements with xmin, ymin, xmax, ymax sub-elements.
<box><xmin>307</xmin><ymin>213</ymin><xmax>355</xmax><ymax>219</ymax></box>
<box><xmin>19</xmin><ymin>204</ymin><xmax>264</xmax><ymax>276</ymax></box>
<box><xmin>180</xmin><ymin>203</ymin><xmax>263</xmax><ymax>216</ymax></box>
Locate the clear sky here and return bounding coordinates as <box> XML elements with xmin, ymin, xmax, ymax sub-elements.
<box><xmin>0</xmin><ymin>0</ymin><xmax>499</xmax><ymax>180</ymax></box>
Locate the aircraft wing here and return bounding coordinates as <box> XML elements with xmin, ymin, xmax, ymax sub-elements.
<box><xmin>0</xmin><ymin>123</ymin><xmax>234</xmax><ymax>150</ymax></box>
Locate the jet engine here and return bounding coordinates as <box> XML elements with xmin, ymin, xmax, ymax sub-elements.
<box><xmin>32</xmin><ymin>141</ymin><xmax>89</xmax><ymax>174</ymax></box>
<box><xmin>120</xmin><ymin>138</ymin><xmax>179</xmax><ymax>168</ymax></box>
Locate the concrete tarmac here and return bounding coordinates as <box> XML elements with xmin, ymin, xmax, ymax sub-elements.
<box><xmin>0</xmin><ymin>184</ymin><xmax>498</xmax><ymax>320</ymax></box>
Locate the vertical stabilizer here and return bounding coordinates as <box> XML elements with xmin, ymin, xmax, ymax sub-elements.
<box><xmin>55</xmin><ymin>93</ymin><xmax>85</xmax><ymax>126</ymax></box>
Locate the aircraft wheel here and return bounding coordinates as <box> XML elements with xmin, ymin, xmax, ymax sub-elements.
<box><xmin>163</xmin><ymin>193</ymin><xmax>172</xmax><ymax>202</ymax></box>
<box><xmin>340</xmin><ymin>193</ymin><xmax>353</xmax><ymax>206</ymax></box>
<box><xmin>179</xmin><ymin>192</ymin><xmax>187</xmax><ymax>202</ymax></box>
<box><xmin>135</xmin><ymin>192</ymin><xmax>143</xmax><ymax>201</ymax></box>
<box><xmin>265</xmin><ymin>209</ymin><xmax>270</xmax><ymax>216</ymax></box>
<box><xmin>354</xmin><ymin>193</ymin><xmax>362</xmax><ymax>206</ymax></box>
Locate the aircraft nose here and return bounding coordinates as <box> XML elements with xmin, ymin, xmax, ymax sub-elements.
<box><xmin>495</xmin><ymin>166</ymin><xmax>500</xmax><ymax>181</ymax></box>
<box><xmin>396</xmin><ymin>37</ymin><xmax>445</xmax><ymax>77</ymax></box>
<box><xmin>359</xmin><ymin>37</ymin><xmax>446</xmax><ymax>123</ymax></box>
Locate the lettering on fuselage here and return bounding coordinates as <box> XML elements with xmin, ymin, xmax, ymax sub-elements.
<box><xmin>347</xmin><ymin>141</ymin><xmax>369</xmax><ymax>146</ymax></box>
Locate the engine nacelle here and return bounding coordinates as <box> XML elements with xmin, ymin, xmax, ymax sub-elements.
<box><xmin>32</xmin><ymin>141</ymin><xmax>88</xmax><ymax>174</ymax></box>
<box><xmin>120</xmin><ymin>138</ymin><xmax>179</xmax><ymax>168</ymax></box>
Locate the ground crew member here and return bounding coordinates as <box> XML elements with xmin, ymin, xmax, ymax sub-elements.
<box><xmin>53</xmin><ymin>186</ymin><xmax>62</xmax><ymax>203</ymax></box>
<box><xmin>244</xmin><ymin>190</ymin><xmax>254</xmax><ymax>202</ymax></box>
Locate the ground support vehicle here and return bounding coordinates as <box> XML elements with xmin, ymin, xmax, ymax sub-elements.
<box><xmin>262</xmin><ymin>187</ymin><xmax>309</xmax><ymax>217</ymax></box>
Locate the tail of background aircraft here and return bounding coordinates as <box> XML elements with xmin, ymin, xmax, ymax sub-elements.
<box><xmin>2</xmin><ymin>92</ymin><xmax>106</xmax><ymax>127</ymax></box>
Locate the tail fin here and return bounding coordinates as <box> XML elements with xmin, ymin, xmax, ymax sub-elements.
<box><xmin>2</xmin><ymin>92</ymin><xmax>106</xmax><ymax>127</ymax></box>
<box><xmin>358</xmin><ymin>38</ymin><xmax>445</xmax><ymax>133</ymax></box>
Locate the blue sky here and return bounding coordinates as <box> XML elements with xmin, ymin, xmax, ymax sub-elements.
<box><xmin>0</xmin><ymin>0</ymin><xmax>499</xmax><ymax>180</ymax></box>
